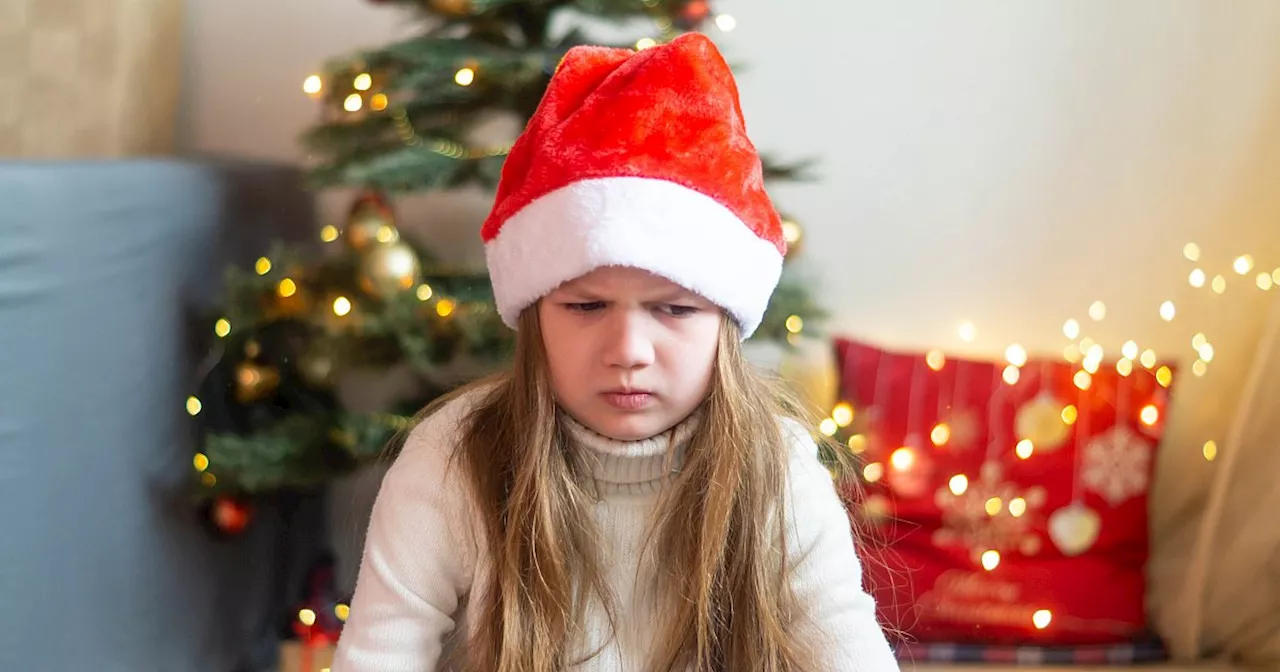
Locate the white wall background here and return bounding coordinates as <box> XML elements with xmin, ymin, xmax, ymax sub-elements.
<box><xmin>179</xmin><ymin>0</ymin><xmax>1280</xmax><ymax>663</ymax></box>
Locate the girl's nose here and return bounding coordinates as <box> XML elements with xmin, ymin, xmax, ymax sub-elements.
<box><xmin>601</xmin><ymin>308</ymin><xmax>656</xmax><ymax>370</ymax></box>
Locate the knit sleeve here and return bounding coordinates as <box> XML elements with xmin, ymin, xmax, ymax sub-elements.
<box><xmin>780</xmin><ymin>419</ymin><xmax>901</xmax><ymax>672</ymax></box>
<box><xmin>332</xmin><ymin>397</ymin><xmax>481</xmax><ymax>672</ymax></box>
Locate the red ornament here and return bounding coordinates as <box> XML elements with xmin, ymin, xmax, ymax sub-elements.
<box><xmin>211</xmin><ymin>497</ymin><xmax>252</xmax><ymax>535</ymax></box>
<box><xmin>676</xmin><ymin>0</ymin><xmax>712</xmax><ymax>29</ymax></box>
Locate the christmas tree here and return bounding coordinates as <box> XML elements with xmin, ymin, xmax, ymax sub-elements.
<box><xmin>187</xmin><ymin>0</ymin><xmax>826</xmax><ymax>532</ymax></box>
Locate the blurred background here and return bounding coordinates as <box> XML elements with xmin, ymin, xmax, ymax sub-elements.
<box><xmin>3</xmin><ymin>1</ymin><xmax>1279</xmax><ymax>670</ymax></box>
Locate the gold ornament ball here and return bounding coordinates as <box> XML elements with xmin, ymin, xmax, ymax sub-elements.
<box><xmin>345</xmin><ymin>211</ymin><xmax>399</xmax><ymax>251</ymax></box>
<box><xmin>429</xmin><ymin>0</ymin><xmax>472</xmax><ymax>16</ymax></box>
<box><xmin>359</xmin><ymin>242</ymin><xmax>422</xmax><ymax>299</ymax></box>
<box><xmin>780</xmin><ymin>215</ymin><xmax>804</xmax><ymax>259</ymax></box>
<box><xmin>234</xmin><ymin>362</ymin><xmax>280</xmax><ymax>404</ymax></box>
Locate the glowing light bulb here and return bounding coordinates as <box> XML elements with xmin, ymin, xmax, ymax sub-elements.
<box><xmin>416</xmin><ymin>284</ymin><xmax>433</xmax><ymax>301</ymax></box>
<box><xmin>1203</xmin><ymin>440</ymin><xmax>1218</xmax><ymax>462</ymax></box>
<box><xmin>1116</xmin><ymin>358</ymin><xmax>1133</xmax><ymax>376</ymax></box>
<box><xmin>1159</xmin><ymin>300</ymin><xmax>1176</xmax><ymax>321</ymax></box>
<box><xmin>1192</xmin><ymin>359</ymin><xmax>1208</xmax><ymax>377</ymax></box>
<box><xmin>255</xmin><ymin>257</ymin><xmax>272</xmax><ymax>275</ymax></box>
<box><xmin>1234</xmin><ymin>254</ymin><xmax>1254</xmax><ymax>275</ymax></box>
<box><xmin>214</xmin><ymin>318</ymin><xmax>232</xmax><ymax>338</ymax></box>
<box><xmin>635</xmin><ymin>37</ymin><xmax>657</xmax><ymax>50</ymax></box>
<box><xmin>819</xmin><ymin>418</ymin><xmax>837</xmax><ymax>436</ymax></box>
<box><xmin>1002</xmin><ymin>365</ymin><xmax>1021</xmax><ymax>385</ymax></box>
<box><xmin>353</xmin><ymin>73</ymin><xmax>373</xmax><ymax>91</ymax></box>
<box><xmin>863</xmin><ymin>462</ymin><xmax>884</xmax><ymax>483</ymax></box>
<box><xmin>1073</xmin><ymin>370</ymin><xmax>1092</xmax><ymax>390</ymax></box>
<box><xmin>1122</xmin><ymin>340</ymin><xmax>1139</xmax><ymax>360</ymax></box>
<box><xmin>714</xmin><ymin>14</ymin><xmax>737</xmax><ymax>31</ymax></box>
<box><xmin>1258</xmin><ymin>272</ymin><xmax>1274</xmax><ymax>291</ymax></box>
<box><xmin>303</xmin><ymin>75</ymin><xmax>322</xmax><ymax>95</ymax></box>
<box><xmin>1140</xmin><ymin>349</ymin><xmax>1157</xmax><ymax>369</ymax></box>
<box><xmin>931</xmin><ymin>423</ymin><xmax>951</xmax><ymax>446</ymax></box>
<box><xmin>1140</xmin><ymin>405</ymin><xmax>1159</xmax><ymax>426</ymax></box>
<box><xmin>847</xmin><ymin>434</ymin><xmax>867</xmax><ymax>453</ymax></box>
<box><xmin>1212</xmin><ymin>275</ymin><xmax>1227</xmax><ymax>294</ymax></box>
<box><xmin>781</xmin><ymin>220</ymin><xmax>801</xmax><ymax>245</ymax></box>
<box><xmin>455</xmin><ymin>67</ymin><xmax>476</xmax><ymax>86</ymax></box>
<box><xmin>1033</xmin><ymin>609</ymin><xmax>1053</xmax><ymax>629</ymax></box>
<box><xmin>985</xmin><ymin>497</ymin><xmax>1003</xmax><ymax>516</ymax></box>
<box><xmin>1009</xmin><ymin>497</ymin><xmax>1027</xmax><ymax>517</ymax></box>
<box><xmin>890</xmin><ymin>447</ymin><xmax>916</xmax><ymax>471</ymax></box>
<box><xmin>344</xmin><ymin>94</ymin><xmax>363</xmax><ymax>112</ymax></box>
<box><xmin>1192</xmin><ymin>333</ymin><xmax>1208</xmax><ymax>349</ymax></box>
<box><xmin>193</xmin><ymin>453</ymin><xmax>210</xmax><ymax>472</ymax></box>
<box><xmin>1015</xmin><ymin>439</ymin><xmax>1034</xmax><ymax>459</ymax></box>
<box><xmin>335</xmin><ymin>604</ymin><xmax>350</xmax><ymax>621</ymax></box>
<box><xmin>949</xmin><ymin>474</ymin><xmax>969</xmax><ymax>496</ymax></box>
<box><xmin>926</xmin><ymin>349</ymin><xmax>946</xmax><ymax>371</ymax></box>
<box><xmin>1063</xmin><ymin>344</ymin><xmax>1082</xmax><ymax>363</ymax></box>
<box><xmin>1063</xmin><ymin>319</ymin><xmax>1080</xmax><ymax>339</ymax></box>
<box><xmin>298</xmin><ymin>609</ymin><xmax>317</xmax><ymax>626</ymax></box>
<box><xmin>332</xmin><ymin>296</ymin><xmax>352</xmax><ymax>316</ymax></box>
<box><xmin>1156</xmin><ymin>366</ymin><xmax>1173</xmax><ymax>387</ymax></box>
<box><xmin>1082</xmin><ymin>355</ymin><xmax>1100</xmax><ymax>374</ymax></box>
<box><xmin>1184</xmin><ymin>243</ymin><xmax>1201</xmax><ymax>261</ymax></box>
<box><xmin>437</xmin><ymin>298</ymin><xmax>457</xmax><ymax>317</ymax></box>
<box><xmin>1189</xmin><ymin>268</ymin><xmax>1206</xmax><ymax>288</ymax></box>
<box><xmin>1198</xmin><ymin>343</ymin><xmax>1214</xmax><ymax>362</ymax></box>
<box><xmin>1005</xmin><ymin>344</ymin><xmax>1028</xmax><ymax>367</ymax></box>
<box><xmin>186</xmin><ymin>396</ymin><xmax>202</xmax><ymax>416</ymax></box>
<box><xmin>1061</xmin><ymin>405</ymin><xmax>1078</xmax><ymax>425</ymax></box>
<box><xmin>832</xmin><ymin>403</ymin><xmax>855</xmax><ymax>427</ymax></box>
<box><xmin>1088</xmin><ymin>301</ymin><xmax>1106</xmax><ymax>321</ymax></box>
<box><xmin>202</xmin><ymin>472</ymin><xmax>217</xmax><ymax>487</ymax></box>
<box><xmin>1079</xmin><ymin>337</ymin><xmax>1096</xmax><ymax>354</ymax></box>
<box><xmin>371</xmin><ymin>93</ymin><xmax>388</xmax><ymax>111</ymax></box>
<box><xmin>320</xmin><ymin>225</ymin><xmax>339</xmax><ymax>242</ymax></box>
<box><xmin>981</xmin><ymin>550</ymin><xmax>1001</xmax><ymax>571</ymax></box>
<box><xmin>958</xmin><ymin>321</ymin><xmax>977</xmax><ymax>342</ymax></box>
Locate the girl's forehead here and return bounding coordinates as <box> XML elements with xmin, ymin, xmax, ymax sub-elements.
<box><xmin>558</xmin><ymin>266</ymin><xmax>692</xmax><ymax>295</ymax></box>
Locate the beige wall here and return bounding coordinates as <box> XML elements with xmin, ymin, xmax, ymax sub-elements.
<box><xmin>0</xmin><ymin>0</ymin><xmax>183</xmax><ymax>157</ymax></box>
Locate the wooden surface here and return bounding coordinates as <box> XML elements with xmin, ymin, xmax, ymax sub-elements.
<box><xmin>0</xmin><ymin>0</ymin><xmax>183</xmax><ymax>157</ymax></box>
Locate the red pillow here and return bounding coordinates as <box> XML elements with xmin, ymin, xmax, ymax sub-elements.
<box><xmin>833</xmin><ymin>336</ymin><xmax>1172</xmax><ymax>645</ymax></box>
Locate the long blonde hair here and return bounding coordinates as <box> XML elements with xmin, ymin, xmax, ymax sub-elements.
<box><xmin>414</xmin><ymin>306</ymin><xmax>859</xmax><ymax>671</ymax></box>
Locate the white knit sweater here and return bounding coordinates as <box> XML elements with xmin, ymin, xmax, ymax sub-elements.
<box><xmin>332</xmin><ymin>391</ymin><xmax>900</xmax><ymax>671</ymax></box>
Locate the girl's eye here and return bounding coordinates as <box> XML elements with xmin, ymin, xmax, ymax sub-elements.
<box><xmin>659</xmin><ymin>304</ymin><xmax>699</xmax><ymax>318</ymax></box>
<box><xmin>565</xmin><ymin>301</ymin><xmax>605</xmax><ymax>313</ymax></box>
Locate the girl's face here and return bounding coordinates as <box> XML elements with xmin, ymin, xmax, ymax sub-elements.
<box><xmin>538</xmin><ymin>266</ymin><xmax>722</xmax><ymax>441</ymax></box>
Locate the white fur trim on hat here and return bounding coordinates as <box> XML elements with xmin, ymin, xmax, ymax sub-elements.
<box><xmin>483</xmin><ymin>176</ymin><xmax>783</xmax><ymax>338</ymax></box>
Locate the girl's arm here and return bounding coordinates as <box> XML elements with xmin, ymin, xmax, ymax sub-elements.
<box><xmin>783</xmin><ymin>420</ymin><xmax>902</xmax><ymax>671</ymax></box>
<box><xmin>332</xmin><ymin>403</ymin><xmax>479</xmax><ymax>672</ymax></box>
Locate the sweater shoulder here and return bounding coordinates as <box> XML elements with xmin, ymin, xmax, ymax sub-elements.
<box><xmin>778</xmin><ymin>415</ymin><xmax>823</xmax><ymax>468</ymax></box>
<box><xmin>394</xmin><ymin>382</ymin><xmax>496</xmax><ymax>470</ymax></box>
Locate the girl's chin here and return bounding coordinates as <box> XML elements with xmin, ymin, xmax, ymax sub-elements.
<box><xmin>586</xmin><ymin>411</ymin><xmax>668</xmax><ymax>442</ymax></box>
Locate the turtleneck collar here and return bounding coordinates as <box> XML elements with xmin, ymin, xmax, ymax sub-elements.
<box><xmin>560</xmin><ymin>406</ymin><xmax>704</xmax><ymax>497</ymax></box>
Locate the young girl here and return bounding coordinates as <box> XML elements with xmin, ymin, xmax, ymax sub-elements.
<box><xmin>332</xmin><ymin>32</ymin><xmax>898</xmax><ymax>672</ymax></box>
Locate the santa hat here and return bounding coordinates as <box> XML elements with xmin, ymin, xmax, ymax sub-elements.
<box><xmin>481</xmin><ymin>32</ymin><xmax>785</xmax><ymax>338</ymax></box>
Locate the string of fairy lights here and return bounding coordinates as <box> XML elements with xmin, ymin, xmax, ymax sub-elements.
<box><xmin>816</xmin><ymin>243</ymin><xmax>1277</xmax><ymax>462</ymax></box>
